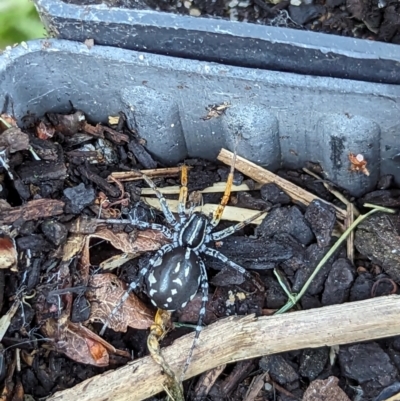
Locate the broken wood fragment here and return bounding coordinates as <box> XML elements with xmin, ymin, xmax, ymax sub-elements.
<box><xmin>218</xmin><ymin>149</ymin><xmax>347</xmax><ymax>220</ymax></box>
<box><xmin>0</xmin><ymin>199</ymin><xmax>65</xmax><ymax>224</ymax></box>
<box><xmin>141</xmin><ymin>197</ymin><xmax>267</xmax><ymax>224</ymax></box>
<box><xmin>140</xmin><ymin>182</ymin><xmax>262</xmax><ymax>196</ymax></box>
<box><xmin>108</xmin><ymin>167</ymin><xmax>190</xmax><ymax>182</ymax></box>
<box><xmin>193</xmin><ymin>365</ymin><xmax>226</xmax><ymax>400</ymax></box>
<box><xmin>47</xmin><ymin>295</ymin><xmax>400</xmax><ymax>401</ymax></box>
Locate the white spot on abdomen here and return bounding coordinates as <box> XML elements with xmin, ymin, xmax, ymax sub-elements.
<box><xmin>174</xmin><ymin>262</ymin><xmax>181</xmax><ymax>273</ymax></box>
<box><xmin>148</xmin><ymin>271</ymin><xmax>157</xmax><ymax>285</ymax></box>
<box><xmin>173</xmin><ymin>278</ymin><xmax>183</xmax><ymax>286</ymax></box>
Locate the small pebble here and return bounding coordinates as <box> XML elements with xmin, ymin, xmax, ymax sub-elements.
<box><xmin>183</xmin><ymin>1</ymin><xmax>191</xmax><ymax>8</ymax></box>
<box><xmin>238</xmin><ymin>0</ymin><xmax>251</xmax><ymax>6</ymax></box>
<box><xmin>290</xmin><ymin>0</ymin><xmax>302</xmax><ymax>6</ymax></box>
<box><xmin>228</xmin><ymin>0</ymin><xmax>239</xmax><ymax>7</ymax></box>
<box><xmin>189</xmin><ymin>7</ymin><xmax>201</xmax><ymax>15</ymax></box>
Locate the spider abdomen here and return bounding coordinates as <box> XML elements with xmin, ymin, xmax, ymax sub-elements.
<box><xmin>145</xmin><ymin>247</ymin><xmax>202</xmax><ymax>311</ymax></box>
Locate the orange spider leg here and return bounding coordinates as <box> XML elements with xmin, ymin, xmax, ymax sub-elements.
<box><xmin>210</xmin><ymin>150</ymin><xmax>237</xmax><ymax>227</ymax></box>
<box><xmin>178</xmin><ymin>165</ymin><xmax>188</xmax><ymax>219</ymax></box>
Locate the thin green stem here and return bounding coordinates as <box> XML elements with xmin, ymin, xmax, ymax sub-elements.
<box><xmin>0</xmin><ymin>117</ymin><xmax>12</xmax><ymax>129</ymax></box>
<box><xmin>274</xmin><ymin>203</ymin><xmax>396</xmax><ymax>315</ymax></box>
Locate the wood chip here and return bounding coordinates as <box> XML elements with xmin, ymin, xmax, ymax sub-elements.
<box><xmin>244</xmin><ymin>372</ymin><xmax>269</xmax><ymax>401</ymax></box>
<box><xmin>193</xmin><ymin>365</ymin><xmax>226</xmax><ymax>400</ymax></box>
<box><xmin>303</xmin><ymin>376</ymin><xmax>350</xmax><ymax>401</ymax></box>
<box><xmin>0</xmin><ymin>199</ymin><xmax>65</xmax><ymax>224</ymax></box>
<box><xmin>217</xmin><ymin>148</ymin><xmax>347</xmax><ymax>220</ymax></box>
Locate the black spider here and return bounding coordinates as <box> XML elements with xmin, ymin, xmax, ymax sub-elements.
<box><xmin>100</xmin><ymin>152</ymin><xmax>265</xmax><ymax>380</ymax></box>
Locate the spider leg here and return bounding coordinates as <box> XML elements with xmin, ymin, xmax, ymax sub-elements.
<box><xmin>180</xmin><ymin>257</ymin><xmax>209</xmax><ymax>382</ymax></box>
<box><xmin>201</xmin><ymin>246</ymin><xmax>263</xmax><ymax>291</ymax></box>
<box><xmin>99</xmin><ymin>242</ymin><xmax>175</xmax><ymax>336</ymax></box>
<box><xmin>129</xmin><ymin>215</ymin><xmax>174</xmax><ymax>240</ymax></box>
<box><xmin>141</xmin><ymin>173</ymin><xmax>179</xmax><ymax>229</ymax></box>
<box><xmin>178</xmin><ymin>165</ymin><xmax>188</xmax><ymax>223</ymax></box>
<box><xmin>210</xmin><ymin>210</ymin><xmax>267</xmax><ymax>241</ymax></box>
<box><xmin>208</xmin><ymin>150</ymin><xmax>237</xmax><ymax>230</ymax></box>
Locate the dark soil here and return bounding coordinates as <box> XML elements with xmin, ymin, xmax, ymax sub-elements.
<box><xmin>1</xmin><ymin>109</ymin><xmax>400</xmax><ymax>401</ymax></box>
<box><xmin>63</xmin><ymin>0</ymin><xmax>400</xmax><ymax>44</ymax></box>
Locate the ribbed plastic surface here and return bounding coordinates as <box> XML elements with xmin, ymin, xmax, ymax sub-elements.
<box><xmin>1</xmin><ymin>39</ymin><xmax>399</xmax><ymax>196</ymax></box>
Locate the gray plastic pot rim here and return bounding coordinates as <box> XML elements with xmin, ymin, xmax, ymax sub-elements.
<box><xmin>1</xmin><ymin>38</ymin><xmax>399</xmax><ymax>99</ymax></box>
<box><xmin>33</xmin><ymin>0</ymin><xmax>400</xmax><ymax>62</ymax></box>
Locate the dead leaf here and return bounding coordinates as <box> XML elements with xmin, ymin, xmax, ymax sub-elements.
<box><xmin>36</xmin><ymin>121</ymin><xmax>55</xmax><ymax>139</ymax></box>
<box><xmin>46</xmin><ymin>110</ymin><xmax>86</xmax><ymax>136</ymax></box>
<box><xmin>41</xmin><ymin>317</ymin><xmax>110</xmax><ymax>366</ymax></box>
<box><xmin>201</xmin><ymin>102</ymin><xmax>230</xmax><ymax>120</ymax></box>
<box><xmin>99</xmin><ymin>253</ymin><xmax>139</xmax><ymax>271</ymax></box>
<box><xmin>37</xmin><ymin>287</ymin><xmax>129</xmax><ymax>366</ymax></box>
<box><xmin>303</xmin><ymin>376</ymin><xmax>351</xmax><ymax>401</ymax></box>
<box><xmin>87</xmin><ymin>273</ymin><xmax>154</xmax><ymax>332</ymax></box>
<box><xmin>56</xmin><ymin>233</ymin><xmax>86</xmax><ymax>262</ymax></box>
<box><xmin>80</xmin><ymin>226</ymin><xmax>170</xmax><ymax>272</ymax></box>
<box><xmin>0</xmin><ymin>234</ymin><xmax>17</xmax><ymax>271</ymax></box>
<box><xmin>0</xmin><ymin>300</ymin><xmax>19</xmax><ymax>341</ymax></box>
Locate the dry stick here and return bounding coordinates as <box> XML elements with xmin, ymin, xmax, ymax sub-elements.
<box><xmin>108</xmin><ymin>167</ymin><xmax>189</xmax><ymax>182</ymax></box>
<box><xmin>141</xmin><ymin>198</ymin><xmax>267</xmax><ymax>224</ymax></box>
<box><xmin>217</xmin><ymin>149</ymin><xmax>347</xmax><ymax>220</ymax></box>
<box><xmin>47</xmin><ymin>295</ymin><xmax>400</xmax><ymax>401</ymax></box>
<box><xmin>141</xmin><ymin>182</ymin><xmax>262</xmax><ymax>196</ymax></box>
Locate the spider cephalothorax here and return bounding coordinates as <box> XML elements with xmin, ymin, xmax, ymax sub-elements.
<box><xmin>100</xmin><ymin>152</ymin><xmax>265</xmax><ymax>379</ymax></box>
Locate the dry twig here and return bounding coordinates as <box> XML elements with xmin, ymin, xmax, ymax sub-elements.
<box><xmin>47</xmin><ymin>295</ymin><xmax>400</xmax><ymax>401</ymax></box>
<box><xmin>140</xmin><ymin>182</ymin><xmax>262</xmax><ymax>196</ymax></box>
<box><xmin>217</xmin><ymin>149</ymin><xmax>347</xmax><ymax>220</ymax></box>
<box><xmin>141</xmin><ymin>198</ymin><xmax>267</xmax><ymax>224</ymax></box>
<box><xmin>108</xmin><ymin>167</ymin><xmax>188</xmax><ymax>182</ymax></box>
